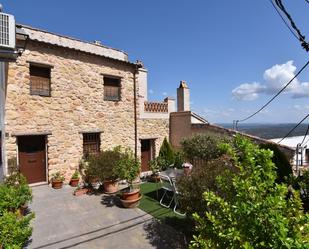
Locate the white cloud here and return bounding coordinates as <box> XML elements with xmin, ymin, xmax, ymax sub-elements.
<box><xmin>293</xmin><ymin>104</ymin><xmax>309</xmax><ymax>110</ymax></box>
<box><xmin>232</xmin><ymin>60</ymin><xmax>309</xmax><ymax>101</ymax></box>
<box><xmin>162</xmin><ymin>92</ymin><xmax>167</xmax><ymax>96</ymax></box>
<box><xmin>149</xmin><ymin>89</ymin><xmax>154</xmax><ymax>94</ymax></box>
<box><xmin>232</xmin><ymin>82</ymin><xmax>265</xmax><ymax>101</ymax></box>
<box><xmin>291</xmin><ymin>82</ymin><xmax>309</xmax><ymax>98</ymax></box>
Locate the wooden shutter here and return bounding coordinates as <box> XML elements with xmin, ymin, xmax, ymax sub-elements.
<box><xmin>30</xmin><ymin>65</ymin><xmax>51</xmax><ymax>96</ymax></box>
<box><xmin>104</xmin><ymin>77</ymin><xmax>120</xmax><ymax>101</ymax></box>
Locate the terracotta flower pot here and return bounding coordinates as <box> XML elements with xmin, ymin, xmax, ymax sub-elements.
<box><xmin>120</xmin><ymin>191</ymin><xmax>142</xmax><ymax>208</ymax></box>
<box><xmin>103</xmin><ymin>180</ymin><xmax>119</xmax><ymax>194</ymax></box>
<box><xmin>121</xmin><ymin>189</ymin><xmax>140</xmax><ymax>201</ymax></box>
<box><xmin>150</xmin><ymin>174</ymin><xmax>161</xmax><ymax>183</ymax></box>
<box><xmin>52</xmin><ymin>180</ymin><xmax>63</xmax><ymax>189</ymax></box>
<box><xmin>70</xmin><ymin>178</ymin><xmax>79</xmax><ymax>187</ymax></box>
<box><xmin>183</xmin><ymin>167</ymin><xmax>192</xmax><ymax>175</ymax></box>
<box><xmin>74</xmin><ymin>188</ymin><xmax>90</xmax><ymax>196</ymax></box>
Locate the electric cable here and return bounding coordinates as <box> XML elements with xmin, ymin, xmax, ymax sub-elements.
<box><xmin>269</xmin><ymin>0</ymin><xmax>299</xmax><ymax>41</ymax></box>
<box><xmin>278</xmin><ymin>113</ymin><xmax>309</xmax><ymax>143</ymax></box>
<box><xmin>303</xmin><ymin>136</ymin><xmax>309</xmax><ymax>146</ymax></box>
<box><xmin>300</xmin><ymin>124</ymin><xmax>309</xmax><ymax>145</ymax></box>
<box><xmin>273</xmin><ymin>0</ymin><xmax>309</xmax><ymax>51</ymax></box>
<box><xmin>235</xmin><ymin>59</ymin><xmax>309</xmax><ymax>124</ymax></box>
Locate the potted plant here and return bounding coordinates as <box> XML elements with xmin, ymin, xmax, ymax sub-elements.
<box><xmin>87</xmin><ymin>147</ymin><xmax>122</xmax><ymax>194</ymax></box>
<box><xmin>115</xmin><ymin>148</ymin><xmax>142</xmax><ymax>208</ymax></box>
<box><xmin>149</xmin><ymin>158</ymin><xmax>161</xmax><ymax>182</ymax></box>
<box><xmin>70</xmin><ymin>170</ymin><xmax>80</xmax><ymax>187</ymax></box>
<box><xmin>51</xmin><ymin>171</ymin><xmax>65</xmax><ymax>189</ymax></box>
<box><xmin>4</xmin><ymin>170</ymin><xmax>33</xmax><ymax>216</ymax></box>
<box><xmin>73</xmin><ymin>185</ymin><xmax>90</xmax><ymax>196</ymax></box>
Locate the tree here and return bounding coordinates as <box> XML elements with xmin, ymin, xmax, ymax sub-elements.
<box><xmin>259</xmin><ymin>143</ymin><xmax>292</xmax><ymax>183</ymax></box>
<box><xmin>177</xmin><ymin>134</ymin><xmax>232</xmax><ymax>217</ymax></box>
<box><xmin>191</xmin><ymin>136</ymin><xmax>309</xmax><ymax>249</ymax></box>
<box><xmin>158</xmin><ymin>137</ymin><xmax>175</xmax><ymax>170</ymax></box>
<box><xmin>181</xmin><ymin>134</ymin><xmax>225</xmax><ymax>162</ymax></box>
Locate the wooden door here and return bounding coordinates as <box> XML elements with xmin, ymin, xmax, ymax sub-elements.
<box><xmin>18</xmin><ymin>136</ymin><xmax>46</xmax><ymax>184</ymax></box>
<box><xmin>141</xmin><ymin>139</ymin><xmax>151</xmax><ymax>172</ymax></box>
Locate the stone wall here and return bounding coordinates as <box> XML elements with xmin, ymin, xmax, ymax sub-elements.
<box><xmin>5</xmin><ymin>40</ymin><xmax>170</xmax><ymax>181</ymax></box>
<box><xmin>137</xmin><ymin>118</ymin><xmax>169</xmax><ymax>160</ymax></box>
<box><xmin>5</xmin><ymin>41</ymin><xmax>140</xmax><ymax>181</ymax></box>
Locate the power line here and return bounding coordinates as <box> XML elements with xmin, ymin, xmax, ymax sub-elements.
<box><xmin>235</xmin><ymin>59</ymin><xmax>309</xmax><ymax>123</ymax></box>
<box><xmin>273</xmin><ymin>0</ymin><xmax>309</xmax><ymax>52</ymax></box>
<box><xmin>304</xmin><ymin>136</ymin><xmax>309</xmax><ymax>146</ymax></box>
<box><xmin>300</xmin><ymin>124</ymin><xmax>309</xmax><ymax>145</ymax></box>
<box><xmin>269</xmin><ymin>0</ymin><xmax>299</xmax><ymax>41</ymax></box>
<box><xmin>278</xmin><ymin>114</ymin><xmax>309</xmax><ymax>143</ymax></box>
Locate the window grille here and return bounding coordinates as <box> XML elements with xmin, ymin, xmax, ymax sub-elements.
<box><xmin>104</xmin><ymin>77</ymin><xmax>121</xmax><ymax>101</ymax></box>
<box><xmin>83</xmin><ymin>133</ymin><xmax>101</xmax><ymax>158</ymax></box>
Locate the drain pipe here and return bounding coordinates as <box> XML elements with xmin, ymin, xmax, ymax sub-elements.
<box><xmin>133</xmin><ymin>61</ymin><xmax>143</xmax><ymax>160</ymax></box>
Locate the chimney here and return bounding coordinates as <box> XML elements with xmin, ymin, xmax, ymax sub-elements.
<box><xmin>177</xmin><ymin>80</ymin><xmax>190</xmax><ymax>112</ymax></box>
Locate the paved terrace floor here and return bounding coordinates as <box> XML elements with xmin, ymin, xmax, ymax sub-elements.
<box><xmin>26</xmin><ymin>185</ymin><xmax>186</xmax><ymax>249</ymax></box>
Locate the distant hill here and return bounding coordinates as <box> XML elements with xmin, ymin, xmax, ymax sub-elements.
<box><xmin>218</xmin><ymin>123</ymin><xmax>308</xmax><ymax>140</ymax></box>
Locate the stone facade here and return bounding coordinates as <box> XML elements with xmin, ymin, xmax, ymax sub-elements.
<box><xmin>137</xmin><ymin>118</ymin><xmax>169</xmax><ymax>159</ymax></box>
<box><xmin>4</xmin><ymin>25</ymin><xmax>171</xmax><ymax>182</ymax></box>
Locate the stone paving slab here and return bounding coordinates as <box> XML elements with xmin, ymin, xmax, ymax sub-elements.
<box><xmin>26</xmin><ymin>185</ymin><xmax>186</xmax><ymax>249</ymax></box>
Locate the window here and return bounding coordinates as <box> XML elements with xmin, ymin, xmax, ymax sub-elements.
<box><xmin>83</xmin><ymin>133</ymin><xmax>100</xmax><ymax>158</ymax></box>
<box><xmin>30</xmin><ymin>65</ymin><xmax>51</xmax><ymax>96</ymax></box>
<box><xmin>104</xmin><ymin>76</ymin><xmax>121</xmax><ymax>101</ymax></box>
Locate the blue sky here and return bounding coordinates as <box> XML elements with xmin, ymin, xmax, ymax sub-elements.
<box><xmin>2</xmin><ymin>0</ymin><xmax>309</xmax><ymax>124</ymax></box>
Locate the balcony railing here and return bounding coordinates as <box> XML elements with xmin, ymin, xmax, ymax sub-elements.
<box><xmin>144</xmin><ymin>101</ymin><xmax>168</xmax><ymax>113</ymax></box>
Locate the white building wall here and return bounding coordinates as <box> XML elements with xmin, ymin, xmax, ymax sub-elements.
<box><xmin>270</xmin><ymin>136</ymin><xmax>309</xmax><ymax>167</ymax></box>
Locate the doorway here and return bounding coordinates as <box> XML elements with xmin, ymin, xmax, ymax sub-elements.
<box><xmin>18</xmin><ymin>135</ymin><xmax>47</xmax><ymax>184</ymax></box>
<box><xmin>141</xmin><ymin>139</ymin><xmax>154</xmax><ymax>172</ymax></box>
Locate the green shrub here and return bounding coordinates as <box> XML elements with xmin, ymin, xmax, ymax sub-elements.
<box><xmin>1</xmin><ymin>173</ymin><xmax>32</xmax><ymax>214</ymax></box>
<box><xmin>158</xmin><ymin>137</ymin><xmax>175</xmax><ymax>170</ymax></box>
<box><xmin>177</xmin><ymin>134</ymin><xmax>230</xmax><ymax>217</ymax></box>
<box><xmin>149</xmin><ymin>158</ymin><xmax>161</xmax><ymax>174</ymax></box>
<box><xmin>298</xmin><ymin>170</ymin><xmax>309</xmax><ymax>204</ymax></box>
<box><xmin>86</xmin><ymin>146</ymin><xmax>123</xmax><ymax>182</ymax></box>
<box><xmin>190</xmin><ymin>136</ymin><xmax>309</xmax><ymax>249</ymax></box>
<box><xmin>0</xmin><ymin>211</ymin><xmax>34</xmax><ymax>249</ymax></box>
<box><xmin>173</xmin><ymin>150</ymin><xmax>184</xmax><ymax>169</ymax></box>
<box><xmin>260</xmin><ymin>143</ymin><xmax>292</xmax><ymax>183</ymax></box>
<box><xmin>0</xmin><ymin>185</ymin><xmax>20</xmax><ymax>214</ymax></box>
<box><xmin>181</xmin><ymin>134</ymin><xmax>224</xmax><ymax>162</ymax></box>
<box><xmin>0</xmin><ymin>171</ymin><xmax>34</xmax><ymax>248</ymax></box>
<box><xmin>114</xmin><ymin>148</ymin><xmax>140</xmax><ymax>190</ymax></box>
<box><xmin>177</xmin><ymin>157</ymin><xmax>234</xmax><ymax>217</ymax></box>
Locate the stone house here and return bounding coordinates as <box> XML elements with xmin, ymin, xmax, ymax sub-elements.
<box><xmin>1</xmin><ymin>24</ymin><xmax>174</xmax><ymax>184</ymax></box>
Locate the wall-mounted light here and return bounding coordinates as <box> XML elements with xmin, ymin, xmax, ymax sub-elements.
<box><xmin>16</xmin><ymin>26</ymin><xmax>29</xmax><ymax>55</ymax></box>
